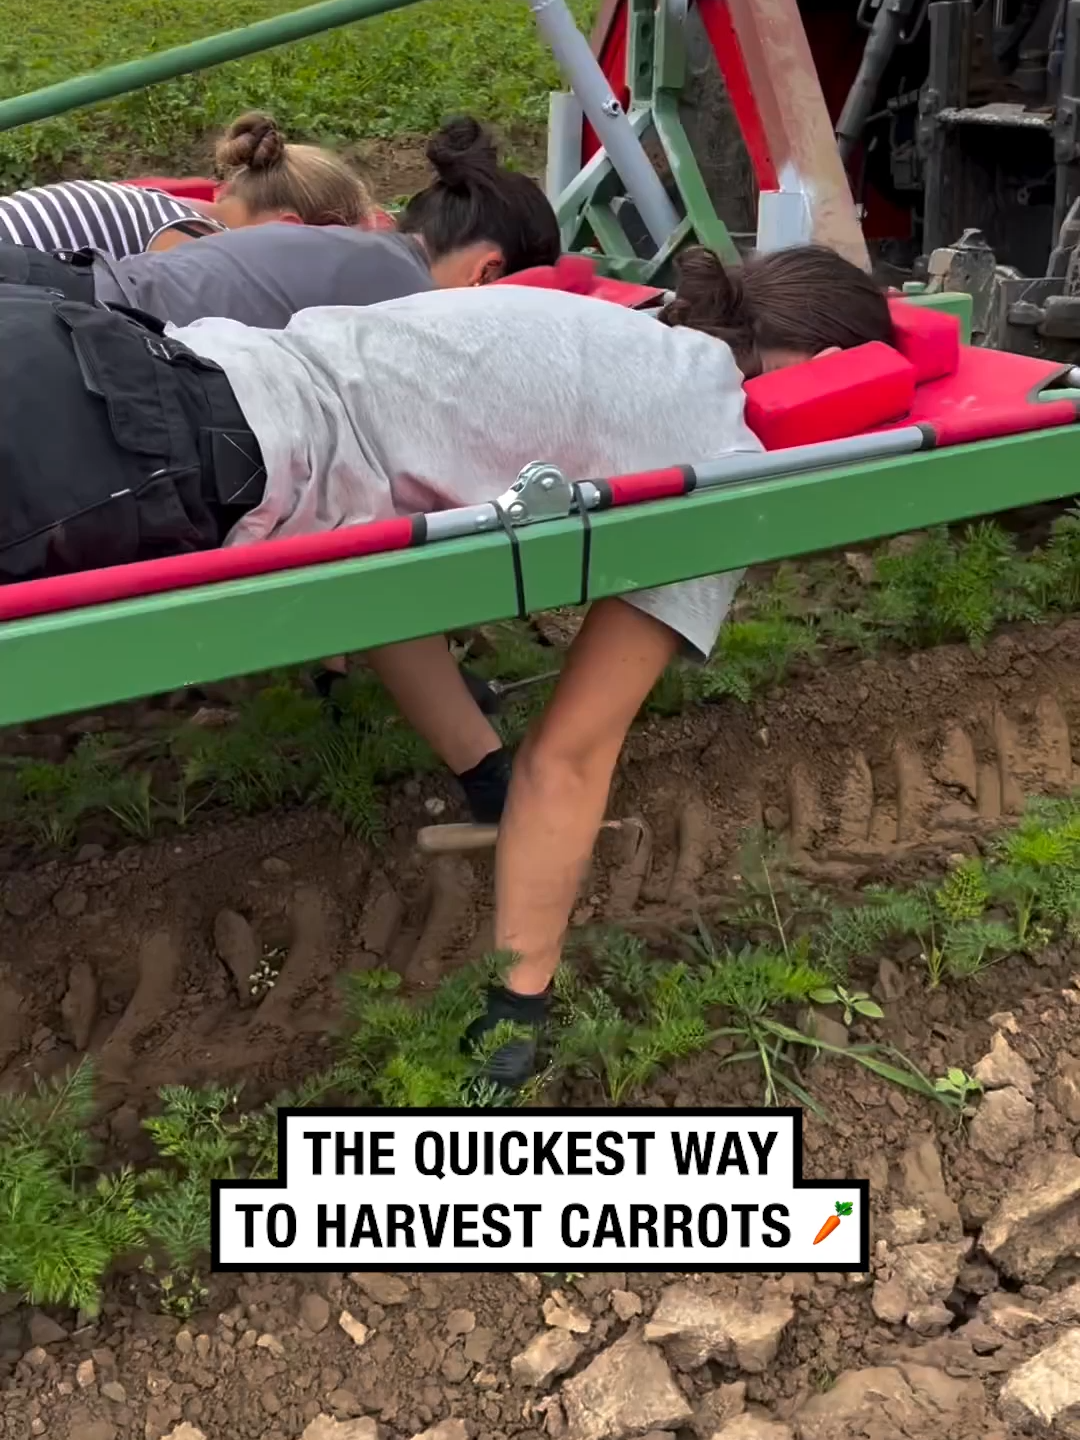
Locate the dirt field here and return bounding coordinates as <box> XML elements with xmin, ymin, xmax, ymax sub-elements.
<box><xmin>5</xmin><ymin>621</ymin><xmax>1080</xmax><ymax>1438</ymax></box>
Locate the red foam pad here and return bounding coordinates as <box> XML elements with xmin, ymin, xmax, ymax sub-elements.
<box><xmin>128</xmin><ymin>176</ymin><xmax>220</xmax><ymax>202</ymax></box>
<box><xmin>497</xmin><ymin>255</ymin><xmax>598</xmax><ymax>294</ymax></box>
<box><xmin>743</xmin><ymin>342</ymin><xmax>916</xmax><ymax>450</ymax></box>
<box><xmin>0</xmin><ymin>517</ymin><xmax>417</xmax><ymax>623</ymax></box>
<box><xmin>888</xmin><ymin>299</ymin><xmax>961</xmax><ymax>383</ymax></box>
<box><xmin>496</xmin><ymin>255</ymin><xmax>664</xmax><ymax>308</ymax></box>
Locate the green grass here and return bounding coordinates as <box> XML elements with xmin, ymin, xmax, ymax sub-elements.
<box><xmin>0</xmin><ymin>0</ymin><xmax>597</xmax><ymax>191</ymax></box>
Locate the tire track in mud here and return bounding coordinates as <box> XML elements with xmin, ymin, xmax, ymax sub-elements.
<box><xmin>7</xmin><ymin>622</ymin><xmax>1080</xmax><ymax>1097</ymax></box>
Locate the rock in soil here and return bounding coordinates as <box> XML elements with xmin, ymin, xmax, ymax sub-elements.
<box><xmin>410</xmin><ymin>1423</ymin><xmax>467</xmax><ymax>1440</ymax></box>
<box><xmin>300</xmin><ymin>1291</ymin><xmax>331</xmax><ymax>1333</ymax></box>
<box><xmin>870</xmin><ymin>1239</ymin><xmax>971</xmax><ymax>1328</ymax></box>
<box><xmin>973</xmin><ymin>1029</ymin><xmax>1035</xmax><ymax>1098</ymax></box>
<box><xmin>610</xmin><ymin>1290</ymin><xmax>643</xmax><ymax>1321</ymax></box>
<box><xmin>644</xmin><ymin>1283</ymin><xmax>793</xmax><ymax>1372</ymax></box>
<box><xmin>715</xmin><ymin>1417</ymin><xmax>793</xmax><ymax>1440</ymax></box>
<box><xmin>999</xmin><ymin>1327</ymin><xmax>1080</xmax><ymax>1434</ymax></box>
<box><xmin>350</xmin><ymin>1273</ymin><xmax>410</xmax><ymax>1305</ymax></box>
<box><xmin>896</xmin><ymin>1137</ymin><xmax>962</xmax><ymax>1237</ymax></box>
<box><xmin>512</xmin><ymin>1330</ymin><xmax>583</xmax><ymax>1387</ymax></box>
<box><xmin>691</xmin><ymin>1384</ymin><xmax>747</xmax><ymax>1437</ymax></box>
<box><xmin>27</xmin><ymin>1311</ymin><xmax>67</xmax><ymax>1346</ymax></box>
<box><xmin>338</xmin><ymin>1309</ymin><xmax>370</xmax><ymax>1347</ymax></box>
<box><xmin>302</xmin><ymin>1419</ymin><xmax>379</xmax><ymax>1440</ymax></box>
<box><xmin>561</xmin><ymin>1335</ymin><xmax>693</xmax><ymax>1440</ymax></box>
<box><xmin>793</xmin><ymin>1364</ymin><xmax>989</xmax><ymax>1439</ymax></box>
<box><xmin>544</xmin><ymin>1294</ymin><xmax>591</xmax><ymax>1334</ymax></box>
<box><xmin>981</xmin><ymin>1152</ymin><xmax>1080</xmax><ymax>1281</ymax></box>
<box><xmin>967</xmin><ymin>1085</ymin><xmax>1035</xmax><ymax>1161</ymax></box>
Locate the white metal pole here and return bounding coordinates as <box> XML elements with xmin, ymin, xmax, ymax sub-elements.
<box><xmin>526</xmin><ymin>0</ymin><xmax>681</xmax><ymax>249</ymax></box>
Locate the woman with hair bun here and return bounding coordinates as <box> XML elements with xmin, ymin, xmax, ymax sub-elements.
<box><xmin>397</xmin><ymin>115</ymin><xmax>561</xmax><ymax>285</ymax></box>
<box><xmin>197</xmin><ymin>110</ymin><xmax>372</xmax><ymax>233</ymax></box>
<box><xmin>0</xmin><ymin>110</ymin><xmax>371</xmax><ymax>263</ymax></box>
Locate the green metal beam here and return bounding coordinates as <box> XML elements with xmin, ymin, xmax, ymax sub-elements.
<box><xmin>4</xmin><ymin>423</ymin><xmax>1080</xmax><ymax>727</ymax></box>
<box><xmin>0</xmin><ymin>0</ymin><xmax>422</xmax><ymax>132</ymax></box>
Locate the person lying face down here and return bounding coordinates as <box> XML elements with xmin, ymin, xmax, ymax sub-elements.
<box><xmin>0</xmin><ymin>111</ymin><xmax>372</xmax><ymax>263</ymax></box>
<box><xmin>0</xmin><ymin>118</ymin><xmax>562</xmax><ymax>330</ymax></box>
<box><xmin>0</xmin><ymin>240</ymin><xmax>893</xmax><ymax>1085</ymax></box>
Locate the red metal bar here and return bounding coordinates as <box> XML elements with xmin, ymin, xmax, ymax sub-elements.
<box><xmin>695</xmin><ymin>0</ymin><xmax>778</xmax><ymax>192</ymax></box>
<box><xmin>0</xmin><ymin>516</ymin><xmax>419</xmax><ymax>623</ymax></box>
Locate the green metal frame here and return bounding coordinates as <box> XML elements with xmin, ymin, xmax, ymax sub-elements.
<box><xmin>1</xmin><ymin>409</ymin><xmax>1066</xmax><ymax>729</ymax></box>
<box><xmin>558</xmin><ymin>0</ymin><xmax>735</xmax><ymax>283</ymax></box>
<box><xmin>0</xmin><ymin>0</ymin><xmax>422</xmax><ymax>133</ymax></box>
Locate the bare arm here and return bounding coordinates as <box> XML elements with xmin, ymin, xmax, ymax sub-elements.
<box><xmin>495</xmin><ymin>598</ymin><xmax>680</xmax><ymax>994</ymax></box>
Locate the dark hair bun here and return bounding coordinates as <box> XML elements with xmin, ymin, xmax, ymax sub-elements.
<box><xmin>216</xmin><ymin>111</ymin><xmax>287</xmax><ymax>173</ymax></box>
<box><xmin>426</xmin><ymin>116</ymin><xmax>499</xmax><ymax>189</ymax></box>
<box><xmin>660</xmin><ymin>245</ymin><xmax>751</xmax><ymax>342</ymax></box>
<box><xmin>673</xmin><ymin>246</ymin><xmax>746</xmax><ymax>325</ymax></box>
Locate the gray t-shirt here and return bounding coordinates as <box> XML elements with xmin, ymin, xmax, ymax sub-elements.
<box><xmin>171</xmin><ymin>285</ymin><xmax>760</xmax><ymax>658</ymax></box>
<box><xmin>92</xmin><ymin>223</ymin><xmax>432</xmax><ymax>326</ymax></box>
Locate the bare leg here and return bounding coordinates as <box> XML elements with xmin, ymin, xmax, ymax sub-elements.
<box><xmin>363</xmin><ymin>634</ymin><xmax>502</xmax><ymax>774</ymax></box>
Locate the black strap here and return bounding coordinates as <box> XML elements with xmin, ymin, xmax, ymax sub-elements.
<box><xmin>571</xmin><ymin>483</ymin><xmax>592</xmax><ymax>606</ymax></box>
<box><xmin>494</xmin><ymin>503</ymin><xmax>528</xmax><ymax>620</ymax></box>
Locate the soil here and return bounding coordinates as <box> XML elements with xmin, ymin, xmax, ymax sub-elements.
<box><xmin>6</xmin><ymin>619</ymin><xmax>1080</xmax><ymax>1438</ymax></box>
<box><xmin>347</xmin><ymin>134</ymin><xmax>548</xmax><ymax>205</ymax></box>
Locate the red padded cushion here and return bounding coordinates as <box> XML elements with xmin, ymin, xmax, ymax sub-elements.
<box><xmin>496</xmin><ymin>255</ymin><xmax>665</xmax><ymax>308</ymax></box>
<box><xmin>128</xmin><ymin>176</ymin><xmax>220</xmax><ymax>202</ymax></box>
<box><xmin>743</xmin><ymin>342</ymin><xmax>917</xmax><ymax>450</ymax></box>
<box><xmin>888</xmin><ymin>299</ymin><xmax>961</xmax><ymax>382</ymax></box>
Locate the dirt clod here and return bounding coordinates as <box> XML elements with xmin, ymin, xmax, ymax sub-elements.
<box><xmin>300</xmin><ymin>1293</ymin><xmax>331</xmax><ymax>1334</ymax></box>
<box><xmin>512</xmin><ymin>1331</ymin><xmax>583</xmax><ymax>1387</ymax></box>
<box><xmin>561</xmin><ymin>1336</ymin><xmax>692</xmax><ymax>1440</ymax></box>
<box><xmin>644</xmin><ymin>1284</ymin><xmax>793</xmax><ymax>1372</ymax></box>
<box><xmin>999</xmin><ymin>1328</ymin><xmax>1080</xmax><ymax>1434</ymax></box>
<box><xmin>716</xmin><ymin>1418</ymin><xmax>793</xmax><ymax>1440</ymax></box>
<box><xmin>793</xmin><ymin>1364</ymin><xmax>989</xmax><ymax>1439</ymax></box>
<box><xmin>303</xmin><ymin>1419</ymin><xmax>380</xmax><ymax>1440</ymax></box>
<box><xmin>610</xmin><ymin>1290</ymin><xmax>643</xmax><ymax>1322</ymax></box>
<box><xmin>28</xmin><ymin>1313</ymin><xmax>67</xmax><ymax>1347</ymax></box>
<box><xmin>351</xmin><ymin>1275</ymin><xmax>410</xmax><ymax>1306</ymax></box>
<box><xmin>981</xmin><ymin>1152</ymin><xmax>1080</xmax><ymax>1281</ymax></box>
<box><xmin>973</xmin><ymin>1030</ymin><xmax>1036</xmax><ymax>1099</ymax></box>
<box><xmin>968</xmin><ymin>1086</ymin><xmax>1036</xmax><ymax>1161</ymax></box>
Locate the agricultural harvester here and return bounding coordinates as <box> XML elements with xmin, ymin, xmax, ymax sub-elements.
<box><xmin>1</xmin><ymin>0</ymin><xmax>1080</xmax><ymax>758</ymax></box>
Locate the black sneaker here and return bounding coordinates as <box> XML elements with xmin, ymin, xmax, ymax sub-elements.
<box><xmin>457</xmin><ymin>747</ymin><xmax>511</xmax><ymax>825</ymax></box>
<box><xmin>312</xmin><ymin>667</ymin><xmax>347</xmax><ymax>720</ymax></box>
<box><xmin>463</xmin><ymin>983</ymin><xmax>552</xmax><ymax>1089</ymax></box>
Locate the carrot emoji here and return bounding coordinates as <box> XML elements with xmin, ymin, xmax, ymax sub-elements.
<box><xmin>813</xmin><ymin>1200</ymin><xmax>854</xmax><ymax>1245</ymax></box>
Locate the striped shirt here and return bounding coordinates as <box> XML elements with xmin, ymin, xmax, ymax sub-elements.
<box><xmin>0</xmin><ymin>180</ymin><xmax>221</xmax><ymax>260</ymax></box>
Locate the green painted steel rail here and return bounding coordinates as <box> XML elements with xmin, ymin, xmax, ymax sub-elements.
<box><xmin>0</xmin><ymin>0</ymin><xmax>421</xmax><ymax>133</ymax></box>
<box><xmin>0</xmin><ymin>414</ymin><xmax>1071</xmax><ymax>727</ymax></box>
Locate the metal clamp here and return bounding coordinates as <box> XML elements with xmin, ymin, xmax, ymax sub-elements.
<box><xmin>494</xmin><ymin>461</ymin><xmax>574</xmax><ymax>524</ymax></box>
